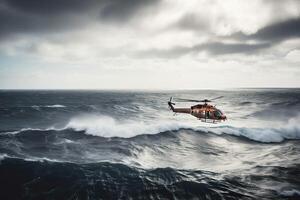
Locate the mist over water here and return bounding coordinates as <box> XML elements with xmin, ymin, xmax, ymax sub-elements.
<box><xmin>0</xmin><ymin>89</ymin><xmax>300</xmax><ymax>199</ymax></box>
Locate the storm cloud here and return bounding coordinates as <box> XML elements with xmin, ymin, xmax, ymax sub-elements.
<box><xmin>141</xmin><ymin>17</ymin><xmax>300</xmax><ymax>58</ymax></box>
<box><xmin>138</xmin><ymin>42</ymin><xmax>272</xmax><ymax>58</ymax></box>
<box><xmin>0</xmin><ymin>0</ymin><xmax>300</xmax><ymax>89</ymax></box>
<box><xmin>0</xmin><ymin>0</ymin><xmax>159</xmax><ymax>39</ymax></box>
<box><xmin>232</xmin><ymin>18</ymin><xmax>300</xmax><ymax>43</ymax></box>
<box><xmin>152</xmin><ymin>16</ymin><xmax>300</xmax><ymax>57</ymax></box>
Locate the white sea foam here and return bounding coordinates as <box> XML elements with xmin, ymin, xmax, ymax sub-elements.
<box><xmin>65</xmin><ymin>114</ymin><xmax>300</xmax><ymax>142</ymax></box>
<box><xmin>0</xmin><ymin>153</ymin><xmax>8</xmax><ymax>161</ymax></box>
<box><xmin>66</xmin><ymin>114</ymin><xmax>191</xmax><ymax>138</ymax></box>
<box><xmin>32</xmin><ymin>104</ymin><xmax>66</xmax><ymax>108</ymax></box>
<box><xmin>202</xmin><ymin>125</ymin><xmax>300</xmax><ymax>143</ymax></box>
<box><xmin>3</xmin><ymin>127</ymin><xmax>63</xmax><ymax>135</ymax></box>
<box><xmin>3</xmin><ymin>114</ymin><xmax>300</xmax><ymax>143</ymax></box>
<box><xmin>0</xmin><ymin>154</ymin><xmax>64</xmax><ymax>163</ymax></box>
<box><xmin>279</xmin><ymin>189</ymin><xmax>300</xmax><ymax>197</ymax></box>
<box><xmin>204</xmin><ymin>116</ymin><xmax>300</xmax><ymax>142</ymax></box>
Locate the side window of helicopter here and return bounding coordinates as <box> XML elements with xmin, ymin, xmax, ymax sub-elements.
<box><xmin>213</xmin><ymin>111</ymin><xmax>218</xmax><ymax>117</ymax></box>
<box><xmin>214</xmin><ymin>110</ymin><xmax>222</xmax><ymax>117</ymax></box>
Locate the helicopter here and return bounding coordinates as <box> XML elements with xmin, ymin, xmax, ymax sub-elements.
<box><xmin>168</xmin><ymin>96</ymin><xmax>227</xmax><ymax>123</ymax></box>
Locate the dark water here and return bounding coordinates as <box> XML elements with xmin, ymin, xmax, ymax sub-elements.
<box><xmin>0</xmin><ymin>89</ymin><xmax>300</xmax><ymax>199</ymax></box>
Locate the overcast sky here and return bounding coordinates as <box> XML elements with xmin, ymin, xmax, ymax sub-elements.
<box><xmin>0</xmin><ymin>0</ymin><xmax>300</xmax><ymax>89</ymax></box>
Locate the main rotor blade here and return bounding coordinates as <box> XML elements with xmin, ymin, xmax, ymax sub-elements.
<box><xmin>209</xmin><ymin>96</ymin><xmax>224</xmax><ymax>101</ymax></box>
<box><xmin>174</xmin><ymin>96</ymin><xmax>223</xmax><ymax>103</ymax></box>
<box><xmin>174</xmin><ymin>98</ymin><xmax>203</xmax><ymax>102</ymax></box>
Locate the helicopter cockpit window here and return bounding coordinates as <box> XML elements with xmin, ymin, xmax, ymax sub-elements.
<box><xmin>214</xmin><ymin>110</ymin><xmax>222</xmax><ymax>117</ymax></box>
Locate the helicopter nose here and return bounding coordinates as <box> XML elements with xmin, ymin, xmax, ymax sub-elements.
<box><xmin>221</xmin><ymin>115</ymin><xmax>227</xmax><ymax>120</ymax></box>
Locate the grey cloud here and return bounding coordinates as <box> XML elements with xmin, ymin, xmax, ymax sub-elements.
<box><xmin>173</xmin><ymin>13</ymin><xmax>210</xmax><ymax>32</ymax></box>
<box><xmin>200</xmin><ymin>42</ymin><xmax>271</xmax><ymax>55</ymax></box>
<box><xmin>251</xmin><ymin>18</ymin><xmax>300</xmax><ymax>42</ymax></box>
<box><xmin>5</xmin><ymin>0</ymin><xmax>158</xmax><ymax>19</ymax></box>
<box><xmin>137</xmin><ymin>42</ymin><xmax>271</xmax><ymax>58</ymax></box>
<box><xmin>3</xmin><ymin>0</ymin><xmax>99</xmax><ymax>14</ymax></box>
<box><xmin>171</xmin><ymin>0</ymin><xmax>300</xmax><ymax>47</ymax></box>
<box><xmin>99</xmin><ymin>0</ymin><xmax>159</xmax><ymax>22</ymax></box>
<box><xmin>0</xmin><ymin>5</ymin><xmax>86</xmax><ymax>38</ymax></box>
<box><xmin>231</xmin><ymin>18</ymin><xmax>300</xmax><ymax>44</ymax></box>
<box><xmin>0</xmin><ymin>0</ymin><xmax>159</xmax><ymax>39</ymax></box>
<box><xmin>175</xmin><ymin>12</ymin><xmax>300</xmax><ymax>45</ymax></box>
<box><xmin>1</xmin><ymin>0</ymin><xmax>298</xmax><ymax>60</ymax></box>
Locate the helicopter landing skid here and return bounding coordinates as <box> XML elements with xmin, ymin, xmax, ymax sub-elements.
<box><xmin>199</xmin><ymin>119</ymin><xmax>221</xmax><ymax>124</ymax></box>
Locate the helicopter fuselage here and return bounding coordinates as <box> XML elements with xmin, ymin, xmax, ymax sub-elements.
<box><xmin>168</xmin><ymin>102</ymin><xmax>226</xmax><ymax>122</ymax></box>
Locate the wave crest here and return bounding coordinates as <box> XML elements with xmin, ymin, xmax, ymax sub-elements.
<box><xmin>32</xmin><ymin>104</ymin><xmax>66</xmax><ymax>108</ymax></box>
<box><xmin>4</xmin><ymin>115</ymin><xmax>300</xmax><ymax>143</ymax></box>
<box><xmin>66</xmin><ymin>115</ymin><xmax>189</xmax><ymax>138</ymax></box>
<box><xmin>206</xmin><ymin>125</ymin><xmax>300</xmax><ymax>143</ymax></box>
<box><xmin>65</xmin><ymin>114</ymin><xmax>300</xmax><ymax>142</ymax></box>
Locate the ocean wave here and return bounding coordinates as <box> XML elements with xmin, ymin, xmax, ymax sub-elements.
<box><xmin>1</xmin><ymin>127</ymin><xmax>63</xmax><ymax>135</ymax></box>
<box><xmin>3</xmin><ymin>114</ymin><xmax>300</xmax><ymax>143</ymax></box>
<box><xmin>0</xmin><ymin>153</ymin><xmax>8</xmax><ymax>161</ymax></box>
<box><xmin>65</xmin><ymin>114</ymin><xmax>300</xmax><ymax>142</ymax></box>
<box><xmin>206</xmin><ymin>116</ymin><xmax>300</xmax><ymax>143</ymax></box>
<box><xmin>0</xmin><ymin>157</ymin><xmax>256</xmax><ymax>200</ymax></box>
<box><xmin>32</xmin><ymin>104</ymin><xmax>66</xmax><ymax>109</ymax></box>
<box><xmin>279</xmin><ymin>189</ymin><xmax>300</xmax><ymax>197</ymax></box>
<box><xmin>1</xmin><ymin>157</ymin><xmax>297</xmax><ymax>200</ymax></box>
<box><xmin>65</xmin><ymin>114</ymin><xmax>190</xmax><ymax>138</ymax></box>
<box><xmin>204</xmin><ymin>127</ymin><xmax>300</xmax><ymax>143</ymax></box>
<box><xmin>0</xmin><ymin>154</ymin><xmax>63</xmax><ymax>163</ymax></box>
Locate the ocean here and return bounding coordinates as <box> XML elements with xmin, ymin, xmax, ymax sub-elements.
<box><xmin>0</xmin><ymin>89</ymin><xmax>299</xmax><ymax>199</ymax></box>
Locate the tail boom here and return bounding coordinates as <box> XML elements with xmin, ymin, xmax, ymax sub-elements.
<box><xmin>168</xmin><ymin>101</ymin><xmax>191</xmax><ymax>113</ymax></box>
<box><xmin>172</xmin><ymin>108</ymin><xmax>191</xmax><ymax>113</ymax></box>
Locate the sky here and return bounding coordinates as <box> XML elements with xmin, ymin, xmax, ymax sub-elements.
<box><xmin>0</xmin><ymin>0</ymin><xmax>300</xmax><ymax>89</ymax></box>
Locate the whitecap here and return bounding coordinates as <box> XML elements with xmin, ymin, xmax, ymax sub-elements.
<box><xmin>65</xmin><ymin>114</ymin><xmax>190</xmax><ymax>138</ymax></box>
<box><xmin>279</xmin><ymin>189</ymin><xmax>300</xmax><ymax>197</ymax></box>
<box><xmin>65</xmin><ymin>114</ymin><xmax>300</xmax><ymax>143</ymax></box>
<box><xmin>31</xmin><ymin>104</ymin><xmax>66</xmax><ymax>108</ymax></box>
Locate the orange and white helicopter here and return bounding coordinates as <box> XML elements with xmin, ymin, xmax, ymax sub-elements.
<box><xmin>168</xmin><ymin>96</ymin><xmax>227</xmax><ymax>123</ymax></box>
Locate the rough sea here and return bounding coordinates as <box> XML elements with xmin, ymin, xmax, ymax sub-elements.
<box><xmin>0</xmin><ymin>89</ymin><xmax>299</xmax><ymax>200</ymax></box>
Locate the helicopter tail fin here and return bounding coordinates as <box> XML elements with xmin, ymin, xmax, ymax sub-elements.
<box><xmin>168</xmin><ymin>97</ymin><xmax>191</xmax><ymax>114</ymax></box>
<box><xmin>168</xmin><ymin>97</ymin><xmax>175</xmax><ymax>111</ymax></box>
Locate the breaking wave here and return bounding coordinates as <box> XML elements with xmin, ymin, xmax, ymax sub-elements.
<box><xmin>279</xmin><ymin>189</ymin><xmax>300</xmax><ymax>197</ymax></box>
<box><xmin>65</xmin><ymin>114</ymin><xmax>190</xmax><ymax>138</ymax></box>
<box><xmin>65</xmin><ymin>114</ymin><xmax>300</xmax><ymax>142</ymax></box>
<box><xmin>2</xmin><ymin>114</ymin><xmax>300</xmax><ymax>143</ymax></box>
<box><xmin>2</xmin><ymin>127</ymin><xmax>63</xmax><ymax>135</ymax></box>
<box><xmin>206</xmin><ymin>125</ymin><xmax>300</xmax><ymax>143</ymax></box>
<box><xmin>32</xmin><ymin>104</ymin><xmax>66</xmax><ymax>108</ymax></box>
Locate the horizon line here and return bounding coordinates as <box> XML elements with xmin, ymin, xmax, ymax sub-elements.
<box><xmin>0</xmin><ymin>87</ymin><xmax>299</xmax><ymax>91</ymax></box>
